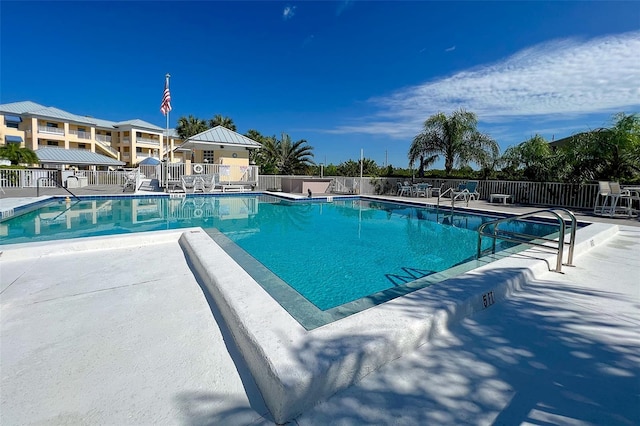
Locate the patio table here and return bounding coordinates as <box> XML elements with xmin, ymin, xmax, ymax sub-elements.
<box><xmin>489</xmin><ymin>194</ymin><xmax>512</xmax><ymax>205</ymax></box>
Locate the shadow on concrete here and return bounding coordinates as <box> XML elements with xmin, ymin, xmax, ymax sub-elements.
<box><xmin>292</xmin><ymin>268</ymin><xmax>640</xmax><ymax>425</ymax></box>
<box><xmin>178</xmin><ymin>252</ymin><xmax>274</xmax><ymax>425</ymax></box>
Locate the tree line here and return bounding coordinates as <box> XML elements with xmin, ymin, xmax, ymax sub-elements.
<box><xmin>178</xmin><ymin>109</ymin><xmax>639</xmax><ymax>184</ymax></box>
<box><xmin>3</xmin><ymin>109</ymin><xmax>637</xmax><ymax>184</ymax></box>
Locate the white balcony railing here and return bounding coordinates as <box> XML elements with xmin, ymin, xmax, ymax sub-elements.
<box><xmin>38</xmin><ymin>125</ymin><xmax>64</xmax><ymax>135</ymax></box>
<box><xmin>96</xmin><ymin>134</ymin><xmax>112</xmax><ymax>143</ymax></box>
<box><xmin>69</xmin><ymin>129</ymin><xmax>91</xmax><ymax>139</ymax></box>
<box><xmin>137</xmin><ymin>137</ymin><xmax>160</xmax><ymax>146</ymax></box>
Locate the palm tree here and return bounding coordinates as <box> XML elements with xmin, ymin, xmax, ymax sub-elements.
<box><xmin>500</xmin><ymin>134</ymin><xmax>559</xmax><ymax>181</ymax></box>
<box><xmin>559</xmin><ymin>113</ymin><xmax>640</xmax><ymax>183</ymax></box>
<box><xmin>0</xmin><ymin>143</ymin><xmax>39</xmax><ymax>165</ymax></box>
<box><xmin>588</xmin><ymin>112</ymin><xmax>640</xmax><ymax>181</ymax></box>
<box><xmin>208</xmin><ymin>114</ymin><xmax>236</xmax><ymax>131</ymax></box>
<box><xmin>245</xmin><ymin>129</ymin><xmax>266</xmax><ymax>143</ymax></box>
<box><xmin>176</xmin><ymin>115</ymin><xmax>208</xmax><ymax>140</ymax></box>
<box><xmin>409</xmin><ymin>108</ymin><xmax>499</xmax><ymax>176</ymax></box>
<box><xmin>258</xmin><ymin>133</ymin><xmax>315</xmax><ymax>175</ymax></box>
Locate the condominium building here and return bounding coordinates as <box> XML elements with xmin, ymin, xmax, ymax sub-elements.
<box><xmin>0</xmin><ymin>101</ymin><xmax>182</xmax><ymax>168</ymax></box>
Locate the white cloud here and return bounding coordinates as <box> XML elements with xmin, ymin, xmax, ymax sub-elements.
<box><xmin>331</xmin><ymin>31</ymin><xmax>640</xmax><ymax>139</ymax></box>
<box><xmin>283</xmin><ymin>5</ymin><xmax>296</xmax><ymax>20</ymax></box>
<box><xmin>445</xmin><ymin>46</ymin><xmax>456</xmax><ymax>52</ymax></box>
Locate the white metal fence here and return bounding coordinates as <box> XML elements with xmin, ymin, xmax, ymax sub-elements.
<box><xmin>0</xmin><ymin>168</ymin><xmax>608</xmax><ymax>210</ymax></box>
<box><xmin>160</xmin><ymin>163</ymin><xmax>259</xmax><ymax>188</ymax></box>
<box><xmin>359</xmin><ymin>177</ymin><xmax>600</xmax><ymax>210</ymax></box>
<box><xmin>0</xmin><ymin>168</ymin><xmax>140</xmax><ymax>188</ymax></box>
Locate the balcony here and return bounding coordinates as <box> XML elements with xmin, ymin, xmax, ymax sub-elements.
<box><xmin>69</xmin><ymin>129</ymin><xmax>91</xmax><ymax>140</ymax></box>
<box><xmin>137</xmin><ymin>137</ymin><xmax>160</xmax><ymax>147</ymax></box>
<box><xmin>38</xmin><ymin>125</ymin><xmax>64</xmax><ymax>135</ymax></box>
<box><xmin>96</xmin><ymin>134</ymin><xmax>112</xmax><ymax>143</ymax></box>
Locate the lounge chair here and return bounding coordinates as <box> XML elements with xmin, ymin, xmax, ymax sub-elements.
<box><xmin>466</xmin><ymin>181</ymin><xmax>480</xmax><ymax>200</ymax></box>
<box><xmin>122</xmin><ymin>171</ymin><xmax>137</xmax><ymax>193</ymax></box>
<box><xmin>452</xmin><ymin>181</ymin><xmax>479</xmax><ymax>201</ymax></box>
<box><xmin>414</xmin><ymin>183</ymin><xmax>431</xmax><ymax>197</ymax></box>
<box><xmin>203</xmin><ymin>174</ymin><xmax>222</xmax><ymax>193</ymax></box>
<box><xmin>396</xmin><ymin>181</ymin><xmax>413</xmax><ymax>197</ymax></box>
<box><xmin>180</xmin><ymin>176</ymin><xmax>196</xmax><ymax>193</ymax></box>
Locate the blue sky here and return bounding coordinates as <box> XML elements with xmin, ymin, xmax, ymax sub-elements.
<box><xmin>1</xmin><ymin>1</ymin><xmax>639</xmax><ymax>169</ymax></box>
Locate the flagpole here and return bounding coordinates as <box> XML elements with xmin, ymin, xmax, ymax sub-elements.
<box><xmin>165</xmin><ymin>73</ymin><xmax>170</xmax><ymax>161</ymax></box>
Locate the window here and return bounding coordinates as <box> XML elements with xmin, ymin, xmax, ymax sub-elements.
<box><xmin>47</xmin><ymin>140</ymin><xmax>59</xmax><ymax>146</ymax></box>
<box><xmin>78</xmin><ymin>144</ymin><xmax>86</xmax><ymax>149</ymax></box>
<box><xmin>136</xmin><ymin>132</ymin><xmax>142</xmax><ymax>137</ymax></box>
<box><xmin>46</xmin><ymin>122</ymin><xmax>59</xmax><ymax>128</ymax></box>
<box><xmin>4</xmin><ymin>115</ymin><xmax>22</xmax><ymax>126</ymax></box>
<box><xmin>78</xmin><ymin>127</ymin><xmax>86</xmax><ymax>132</ymax></box>
<box><xmin>203</xmin><ymin>150</ymin><xmax>215</xmax><ymax>163</ymax></box>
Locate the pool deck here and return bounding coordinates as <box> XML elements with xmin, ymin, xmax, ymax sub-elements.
<box><xmin>1</xmin><ymin>190</ymin><xmax>639</xmax><ymax>425</ymax></box>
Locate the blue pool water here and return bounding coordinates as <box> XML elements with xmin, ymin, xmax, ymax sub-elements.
<box><xmin>0</xmin><ymin>195</ymin><xmax>562</xmax><ymax>318</ymax></box>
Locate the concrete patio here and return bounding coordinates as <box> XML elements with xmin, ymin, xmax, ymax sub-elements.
<box><xmin>1</xmin><ymin>191</ymin><xmax>638</xmax><ymax>425</ymax></box>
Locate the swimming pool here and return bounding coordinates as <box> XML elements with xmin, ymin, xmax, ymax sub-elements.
<box><xmin>0</xmin><ymin>194</ymin><xmax>564</xmax><ymax>328</ymax></box>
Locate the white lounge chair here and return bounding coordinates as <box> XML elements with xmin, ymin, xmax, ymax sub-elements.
<box><xmin>122</xmin><ymin>171</ymin><xmax>137</xmax><ymax>192</ymax></box>
<box><xmin>453</xmin><ymin>181</ymin><xmax>480</xmax><ymax>201</ymax></box>
<box><xmin>203</xmin><ymin>174</ymin><xmax>222</xmax><ymax>193</ymax></box>
<box><xmin>180</xmin><ymin>176</ymin><xmax>196</xmax><ymax>193</ymax></box>
<box><xmin>396</xmin><ymin>181</ymin><xmax>412</xmax><ymax>197</ymax></box>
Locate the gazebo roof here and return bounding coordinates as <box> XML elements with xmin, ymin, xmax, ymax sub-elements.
<box><xmin>178</xmin><ymin>126</ymin><xmax>262</xmax><ymax>150</ymax></box>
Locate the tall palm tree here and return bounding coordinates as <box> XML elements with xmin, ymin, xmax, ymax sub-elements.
<box><xmin>259</xmin><ymin>133</ymin><xmax>315</xmax><ymax>175</ymax></box>
<box><xmin>208</xmin><ymin>114</ymin><xmax>236</xmax><ymax>131</ymax></box>
<box><xmin>0</xmin><ymin>143</ymin><xmax>39</xmax><ymax>165</ymax></box>
<box><xmin>409</xmin><ymin>108</ymin><xmax>499</xmax><ymax>176</ymax></box>
<box><xmin>176</xmin><ymin>115</ymin><xmax>208</xmax><ymax>140</ymax></box>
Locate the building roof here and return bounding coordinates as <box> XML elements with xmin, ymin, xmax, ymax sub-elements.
<box><xmin>164</xmin><ymin>128</ymin><xmax>180</xmax><ymax>138</ymax></box>
<box><xmin>113</xmin><ymin>119</ymin><xmax>164</xmax><ymax>131</ymax></box>
<box><xmin>549</xmin><ymin>129</ymin><xmax>607</xmax><ymax>148</ymax></box>
<box><xmin>0</xmin><ymin>101</ymin><xmax>47</xmax><ymax>115</ymax></box>
<box><xmin>179</xmin><ymin>126</ymin><xmax>262</xmax><ymax>150</ymax></box>
<box><xmin>36</xmin><ymin>147</ymin><xmax>125</xmax><ymax>166</ymax></box>
<box><xmin>90</xmin><ymin>117</ymin><xmax>118</xmax><ymax>129</ymax></box>
<box><xmin>0</xmin><ymin>101</ymin><xmax>167</xmax><ymax>133</ymax></box>
<box><xmin>30</xmin><ymin>106</ymin><xmax>95</xmax><ymax>125</ymax></box>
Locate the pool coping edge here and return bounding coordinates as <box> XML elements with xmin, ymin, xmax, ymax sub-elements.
<box><xmin>178</xmin><ymin>221</ymin><xmax>618</xmax><ymax>423</ymax></box>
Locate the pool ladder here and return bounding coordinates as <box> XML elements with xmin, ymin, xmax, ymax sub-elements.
<box><xmin>476</xmin><ymin>208</ymin><xmax>577</xmax><ymax>273</ymax></box>
<box><xmin>36</xmin><ymin>177</ymin><xmax>81</xmax><ymax>201</ymax></box>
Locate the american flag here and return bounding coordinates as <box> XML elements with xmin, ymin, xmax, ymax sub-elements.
<box><xmin>160</xmin><ymin>76</ymin><xmax>172</xmax><ymax>116</ymax></box>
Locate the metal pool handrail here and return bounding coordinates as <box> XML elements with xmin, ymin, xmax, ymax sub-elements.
<box><xmin>437</xmin><ymin>187</ymin><xmax>471</xmax><ymax>208</ymax></box>
<box><xmin>476</xmin><ymin>208</ymin><xmax>577</xmax><ymax>273</ymax></box>
<box><xmin>37</xmin><ymin>177</ymin><xmax>81</xmax><ymax>201</ymax></box>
